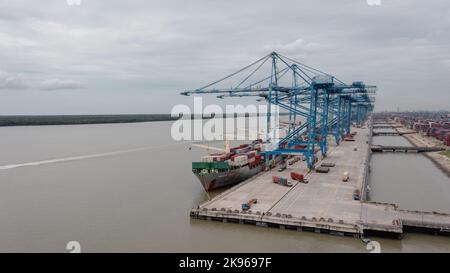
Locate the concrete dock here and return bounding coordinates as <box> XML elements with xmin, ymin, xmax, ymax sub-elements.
<box><xmin>190</xmin><ymin>126</ymin><xmax>450</xmax><ymax>238</ymax></box>
<box><xmin>370</xmin><ymin>145</ymin><xmax>445</xmax><ymax>153</ymax></box>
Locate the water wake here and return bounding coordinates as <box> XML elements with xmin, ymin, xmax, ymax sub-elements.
<box><xmin>0</xmin><ymin>142</ymin><xmax>186</xmax><ymax>171</ymax></box>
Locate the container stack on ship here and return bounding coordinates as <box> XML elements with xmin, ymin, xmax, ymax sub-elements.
<box><xmin>192</xmin><ymin>139</ymin><xmax>274</xmax><ymax>191</ymax></box>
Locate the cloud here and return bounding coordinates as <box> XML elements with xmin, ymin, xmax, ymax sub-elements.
<box><xmin>0</xmin><ymin>0</ymin><xmax>450</xmax><ymax>113</ymax></box>
<box><xmin>39</xmin><ymin>78</ymin><xmax>85</xmax><ymax>91</ymax></box>
<box><xmin>0</xmin><ymin>70</ymin><xmax>28</xmax><ymax>90</ymax></box>
<box><xmin>263</xmin><ymin>38</ymin><xmax>327</xmax><ymax>55</ymax></box>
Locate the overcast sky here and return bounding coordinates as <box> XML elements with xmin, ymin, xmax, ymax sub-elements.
<box><xmin>0</xmin><ymin>0</ymin><xmax>449</xmax><ymax>114</ymax></box>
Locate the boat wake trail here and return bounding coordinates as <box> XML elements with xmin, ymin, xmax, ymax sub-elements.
<box><xmin>0</xmin><ymin>142</ymin><xmax>187</xmax><ymax>171</ymax></box>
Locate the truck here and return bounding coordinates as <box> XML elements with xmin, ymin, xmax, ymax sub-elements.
<box><xmin>278</xmin><ymin>161</ymin><xmax>287</xmax><ymax>172</ymax></box>
<box><xmin>241</xmin><ymin>198</ymin><xmax>258</xmax><ymax>211</ymax></box>
<box><xmin>316</xmin><ymin>167</ymin><xmax>330</xmax><ymax>173</ymax></box>
<box><xmin>353</xmin><ymin>189</ymin><xmax>360</xmax><ymax>200</ymax></box>
<box><xmin>272</xmin><ymin>176</ymin><xmax>293</xmax><ymax>187</ymax></box>
<box><xmin>342</xmin><ymin>171</ymin><xmax>349</xmax><ymax>182</ymax></box>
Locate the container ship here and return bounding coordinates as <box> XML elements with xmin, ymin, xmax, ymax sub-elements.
<box><xmin>192</xmin><ymin>139</ymin><xmax>273</xmax><ymax>192</ymax></box>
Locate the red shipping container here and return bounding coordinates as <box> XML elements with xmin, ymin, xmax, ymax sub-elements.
<box><xmin>294</xmin><ymin>145</ymin><xmax>307</xmax><ymax>149</ymax></box>
<box><xmin>290</xmin><ymin>172</ymin><xmax>304</xmax><ymax>182</ymax></box>
<box><xmin>430</xmin><ymin>122</ymin><xmax>443</xmax><ymax>128</ymax></box>
<box><xmin>445</xmin><ymin>133</ymin><xmax>450</xmax><ymax>146</ymax></box>
<box><xmin>254</xmin><ymin>157</ymin><xmax>261</xmax><ymax>165</ymax></box>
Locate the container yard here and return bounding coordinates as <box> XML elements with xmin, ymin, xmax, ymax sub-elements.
<box><xmin>373</xmin><ymin>112</ymin><xmax>450</xmax><ymax>178</ymax></box>
<box><xmin>377</xmin><ymin>111</ymin><xmax>450</xmax><ymax>147</ymax></box>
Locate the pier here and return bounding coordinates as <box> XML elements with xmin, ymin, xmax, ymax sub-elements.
<box><xmin>370</xmin><ymin>145</ymin><xmax>445</xmax><ymax>153</ymax></box>
<box><xmin>372</xmin><ymin>131</ymin><xmax>415</xmax><ymax>136</ymax></box>
<box><xmin>373</xmin><ymin>122</ymin><xmax>396</xmax><ymax>125</ymax></box>
<box><xmin>398</xmin><ymin>209</ymin><xmax>450</xmax><ymax>234</ymax></box>
<box><xmin>191</xmin><ymin>126</ymin><xmax>450</xmax><ymax>238</ymax></box>
<box><xmin>372</xmin><ymin>125</ymin><xmax>402</xmax><ymax>129</ymax></box>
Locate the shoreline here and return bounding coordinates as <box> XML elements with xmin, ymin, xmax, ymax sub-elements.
<box><xmin>394</xmin><ymin>122</ymin><xmax>450</xmax><ymax>178</ymax></box>
<box><xmin>0</xmin><ymin>114</ymin><xmax>177</xmax><ymax>127</ymax></box>
<box><xmin>0</xmin><ymin>113</ymin><xmax>289</xmax><ymax>127</ymax></box>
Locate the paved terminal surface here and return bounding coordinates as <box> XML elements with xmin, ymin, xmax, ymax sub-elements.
<box><xmin>191</xmin><ymin>126</ymin><xmax>450</xmax><ymax>237</ymax></box>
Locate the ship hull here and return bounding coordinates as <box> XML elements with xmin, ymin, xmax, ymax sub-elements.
<box><xmin>195</xmin><ymin>164</ymin><xmax>265</xmax><ymax>192</ymax></box>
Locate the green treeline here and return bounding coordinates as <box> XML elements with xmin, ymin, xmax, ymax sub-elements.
<box><xmin>0</xmin><ymin>115</ymin><xmax>177</xmax><ymax>127</ymax></box>
<box><xmin>0</xmin><ymin>113</ymin><xmax>289</xmax><ymax>127</ymax></box>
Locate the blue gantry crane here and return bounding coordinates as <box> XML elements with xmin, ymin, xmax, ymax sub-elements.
<box><xmin>181</xmin><ymin>52</ymin><xmax>376</xmax><ymax>170</ymax></box>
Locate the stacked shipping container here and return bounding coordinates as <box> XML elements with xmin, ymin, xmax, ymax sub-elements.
<box><xmin>394</xmin><ymin>115</ymin><xmax>450</xmax><ymax>147</ymax></box>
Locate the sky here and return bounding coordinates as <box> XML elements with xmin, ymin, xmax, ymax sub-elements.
<box><xmin>0</xmin><ymin>0</ymin><xmax>449</xmax><ymax>114</ymax></box>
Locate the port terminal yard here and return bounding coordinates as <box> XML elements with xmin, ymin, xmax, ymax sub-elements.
<box><xmin>191</xmin><ymin>126</ymin><xmax>450</xmax><ymax>238</ymax></box>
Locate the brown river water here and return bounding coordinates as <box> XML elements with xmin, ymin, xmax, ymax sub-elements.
<box><xmin>0</xmin><ymin>121</ymin><xmax>449</xmax><ymax>252</ymax></box>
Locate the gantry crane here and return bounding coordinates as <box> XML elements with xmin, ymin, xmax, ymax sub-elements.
<box><xmin>181</xmin><ymin>52</ymin><xmax>376</xmax><ymax>169</ymax></box>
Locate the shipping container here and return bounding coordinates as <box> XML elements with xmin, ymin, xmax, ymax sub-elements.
<box><xmin>272</xmin><ymin>176</ymin><xmax>292</xmax><ymax>187</ymax></box>
<box><xmin>321</xmin><ymin>162</ymin><xmax>335</xmax><ymax>167</ymax></box>
<box><xmin>254</xmin><ymin>156</ymin><xmax>261</xmax><ymax>165</ymax></box>
<box><xmin>230</xmin><ymin>155</ymin><xmax>248</xmax><ymax>166</ymax></box>
<box><xmin>192</xmin><ymin>161</ymin><xmax>230</xmax><ymax>171</ymax></box>
<box><xmin>316</xmin><ymin>167</ymin><xmax>330</xmax><ymax>173</ymax></box>
<box><xmin>290</xmin><ymin>172</ymin><xmax>304</xmax><ymax>182</ymax></box>
<box><xmin>430</xmin><ymin>122</ymin><xmax>443</xmax><ymax>128</ymax></box>
<box><xmin>294</xmin><ymin>145</ymin><xmax>307</xmax><ymax>149</ymax></box>
<box><xmin>444</xmin><ymin>132</ymin><xmax>450</xmax><ymax>146</ymax></box>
